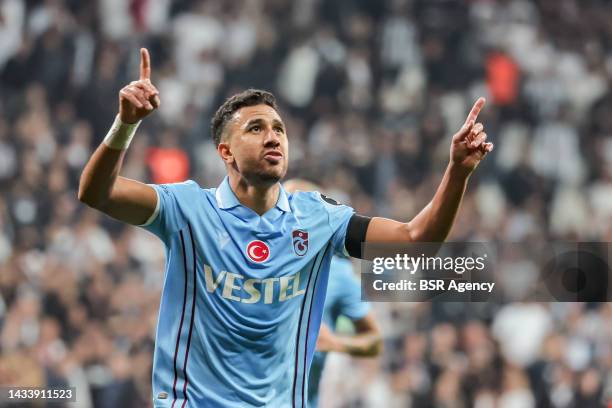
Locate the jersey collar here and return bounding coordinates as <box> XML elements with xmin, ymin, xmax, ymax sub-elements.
<box><xmin>215</xmin><ymin>176</ymin><xmax>291</xmax><ymax>213</ymax></box>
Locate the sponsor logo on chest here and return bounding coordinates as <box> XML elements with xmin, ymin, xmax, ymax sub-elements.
<box><xmin>203</xmin><ymin>264</ymin><xmax>307</xmax><ymax>304</ymax></box>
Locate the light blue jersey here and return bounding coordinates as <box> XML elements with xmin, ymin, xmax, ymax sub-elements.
<box><xmin>307</xmin><ymin>256</ymin><xmax>370</xmax><ymax>407</ymax></box>
<box><xmin>140</xmin><ymin>177</ymin><xmax>354</xmax><ymax>407</ymax></box>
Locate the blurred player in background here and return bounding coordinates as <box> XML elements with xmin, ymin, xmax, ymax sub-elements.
<box><xmin>78</xmin><ymin>48</ymin><xmax>492</xmax><ymax>407</ymax></box>
<box><xmin>284</xmin><ymin>179</ymin><xmax>382</xmax><ymax>408</ymax></box>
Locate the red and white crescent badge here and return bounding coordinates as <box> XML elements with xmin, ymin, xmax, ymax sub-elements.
<box><xmin>246</xmin><ymin>240</ymin><xmax>270</xmax><ymax>263</ymax></box>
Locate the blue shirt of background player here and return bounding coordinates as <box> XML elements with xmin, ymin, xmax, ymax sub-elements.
<box><xmin>307</xmin><ymin>255</ymin><xmax>370</xmax><ymax>407</ymax></box>
<box><xmin>140</xmin><ymin>177</ymin><xmax>356</xmax><ymax>407</ymax></box>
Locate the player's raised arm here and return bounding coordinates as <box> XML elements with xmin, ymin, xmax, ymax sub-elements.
<box><xmin>363</xmin><ymin>98</ymin><xmax>494</xmax><ymax>245</ymax></box>
<box><xmin>78</xmin><ymin>48</ymin><xmax>161</xmax><ymax>225</ymax></box>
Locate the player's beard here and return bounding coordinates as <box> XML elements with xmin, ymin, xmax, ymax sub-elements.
<box><xmin>233</xmin><ymin>157</ymin><xmax>287</xmax><ymax>186</ymax></box>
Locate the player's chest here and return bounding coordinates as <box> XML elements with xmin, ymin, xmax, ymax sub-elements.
<box><xmin>183</xmin><ymin>216</ymin><xmax>333</xmax><ymax>307</ymax></box>
<box><xmin>191</xmin><ymin>213</ymin><xmax>331</xmax><ymax>277</ymax></box>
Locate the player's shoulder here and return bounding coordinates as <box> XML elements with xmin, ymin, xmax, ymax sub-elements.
<box><xmin>288</xmin><ymin>190</ymin><xmax>345</xmax><ymax>212</ymax></box>
<box><xmin>155</xmin><ymin>179</ymin><xmax>214</xmax><ymax>200</ymax></box>
<box><xmin>288</xmin><ymin>190</ymin><xmax>321</xmax><ymax>207</ymax></box>
<box><xmin>156</xmin><ymin>179</ymin><xmax>197</xmax><ymax>193</ymax></box>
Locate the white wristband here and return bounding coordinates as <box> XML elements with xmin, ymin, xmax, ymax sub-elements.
<box><xmin>103</xmin><ymin>115</ymin><xmax>141</xmax><ymax>150</ymax></box>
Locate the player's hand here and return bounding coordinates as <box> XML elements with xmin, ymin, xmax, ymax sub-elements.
<box><xmin>315</xmin><ymin>324</ymin><xmax>341</xmax><ymax>353</ymax></box>
<box><xmin>118</xmin><ymin>48</ymin><xmax>161</xmax><ymax>124</ymax></box>
<box><xmin>449</xmin><ymin>97</ymin><xmax>494</xmax><ymax>174</ymax></box>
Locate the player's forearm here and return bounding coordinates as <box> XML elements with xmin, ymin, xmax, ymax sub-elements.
<box><xmin>334</xmin><ymin>332</ymin><xmax>383</xmax><ymax>357</ymax></box>
<box><xmin>78</xmin><ymin>140</ymin><xmax>158</xmax><ymax>225</ymax></box>
<box><xmin>78</xmin><ymin>143</ymin><xmax>128</xmax><ymax>208</ymax></box>
<box><xmin>406</xmin><ymin>162</ymin><xmax>470</xmax><ymax>242</ymax></box>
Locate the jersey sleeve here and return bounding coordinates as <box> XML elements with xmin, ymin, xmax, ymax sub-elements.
<box><xmin>138</xmin><ymin>180</ymin><xmax>200</xmax><ymax>242</ymax></box>
<box><xmin>316</xmin><ymin>193</ymin><xmax>355</xmax><ymax>256</ymax></box>
<box><xmin>332</xmin><ymin>257</ymin><xmax>371</xmax><ymax>321</ymax></box>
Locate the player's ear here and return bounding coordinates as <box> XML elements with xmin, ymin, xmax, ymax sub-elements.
<box><xmin>218</xmin><ymin>142</ymin><xmax>234</xmax><ymax>164</ymax></box>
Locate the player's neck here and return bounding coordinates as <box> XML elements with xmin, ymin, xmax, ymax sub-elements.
<box><xmin>229</xmin><ymin>177</ymin><xmax>279</xmax><ymax>216</ymax></box>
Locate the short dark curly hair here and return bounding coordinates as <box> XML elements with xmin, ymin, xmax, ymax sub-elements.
<box><xmin>211</xmin><ymin>89</ymin><xmax>279</xmax><ymax>145</ymax></box>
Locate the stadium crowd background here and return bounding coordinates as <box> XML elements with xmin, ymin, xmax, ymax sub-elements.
<box><xmin>0</xmin><ymin>0</ymin><xmax>611</xmax><ymax>406</ymax></box>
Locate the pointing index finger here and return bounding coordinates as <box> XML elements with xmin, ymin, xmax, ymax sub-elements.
<box><xmin>464</xmin><ymin>97</ymin><xmax>486</xmax><ymax>127</ymax></box>
<box><xmin>140</xmin><ymin>48</ymin><xmax>151</xmax><ymax>80</ymax></box>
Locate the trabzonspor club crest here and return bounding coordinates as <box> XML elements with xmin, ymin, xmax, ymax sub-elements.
<box><xmin>292</xmin><ymin>230</ymin><xmax>308</xmax><ymax>256</ymax></box>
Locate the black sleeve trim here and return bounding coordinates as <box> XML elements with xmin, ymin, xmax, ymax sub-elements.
<box><xmin>345</xmin><ymin>214</ymin><xmax>372</xmax><ymax>259</ymax></box>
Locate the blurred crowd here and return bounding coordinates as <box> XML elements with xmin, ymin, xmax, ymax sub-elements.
<box><xmin>0</xmin><ymin>0</ymin><xmax>611</xmax><ymax>407</ymax></box>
